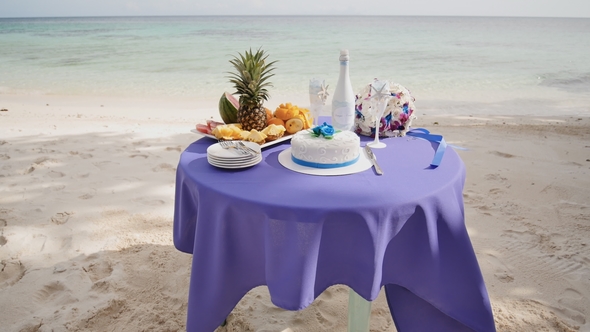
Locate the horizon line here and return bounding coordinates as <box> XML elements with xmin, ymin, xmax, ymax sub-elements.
<box><xmin>1</xmin><ymin>14</ymin><xmax>590</xmax><ymax>19</ymax></box>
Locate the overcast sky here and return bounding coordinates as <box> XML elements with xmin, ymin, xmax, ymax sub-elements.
<box><xmin>1</xmin><ymin>0</ymin><xmax>589</xmax><ymax>18</ymax></box>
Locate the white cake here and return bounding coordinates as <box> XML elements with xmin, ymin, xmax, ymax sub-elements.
<box><xmin>290</xmin><ymin>130</ymin><xmax>360</xmax><ymax>168</ymax></box>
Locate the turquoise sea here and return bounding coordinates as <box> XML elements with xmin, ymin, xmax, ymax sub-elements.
<box><xmin>1</xmin><ymin>16</ymin><xmax>589</xmax><ymax>115</ymax></box>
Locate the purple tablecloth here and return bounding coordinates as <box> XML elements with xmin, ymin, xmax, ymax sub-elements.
<box><xmin>173</xmin><ymin>133</ymin><xmax>495</xmax><ymax>332</ymax></box>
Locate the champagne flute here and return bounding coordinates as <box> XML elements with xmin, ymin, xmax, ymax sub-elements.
<box><xmin>309</xmin><ymin>78</ymin><xmax>329</xmax><ymax>126</ymax></box>
<box><xmin>368</xmin><ymin>79</ymin><xmax>391</xmax><ymax>148</ymax></box>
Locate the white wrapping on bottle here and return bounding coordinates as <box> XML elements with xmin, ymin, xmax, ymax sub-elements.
<box><xmin>331</xmin><ymin>50</ymin><xmax>355</xmax><ymax>131</ymax></box>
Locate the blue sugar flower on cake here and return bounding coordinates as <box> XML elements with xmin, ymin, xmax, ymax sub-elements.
<box><xmin>354</xmin><ymin>81</ymin><xmax>417</xmax><ymax>137</ymax></box>
<box><xmin>311</xmin><ymin>122</ymin><xmax>337</xmax><ymax>139</ymax></box>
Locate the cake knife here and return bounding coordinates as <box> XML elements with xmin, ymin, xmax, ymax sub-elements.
<box><xmin>364</xmin><ymin>145</ymin><xmax>383</xmax><ymax>175</ymax></box>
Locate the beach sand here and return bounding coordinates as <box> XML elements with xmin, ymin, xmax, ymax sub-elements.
<box><xmin>1</xmin><ymin>94</ymin><xmax>589</xmax><ymax>332</ymax></box>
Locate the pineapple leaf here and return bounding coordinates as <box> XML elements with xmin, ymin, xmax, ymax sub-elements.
<box><xmin>226</xmin><ymin>47</ymin><xmax>277</xmax><ymax>107</ymax></box>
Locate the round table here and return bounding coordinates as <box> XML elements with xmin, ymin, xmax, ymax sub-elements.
<box><xmin>173</xmin><ymin>132</ymin><xmax>495</xmax><ymax>332</ymax></box>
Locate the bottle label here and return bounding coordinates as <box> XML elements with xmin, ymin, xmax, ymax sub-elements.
<box><xmin>332</xmin><ymin>104</ymin><xmax>355</xmax><ymax>131</ymax></box>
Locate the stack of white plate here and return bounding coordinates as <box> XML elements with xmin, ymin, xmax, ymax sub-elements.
<box><xmin>207</xmin><ymin>141</ymin><xmax>263</xmax><ymax>169</ymax></box>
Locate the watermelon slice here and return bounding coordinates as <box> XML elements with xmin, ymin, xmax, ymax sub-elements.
<box><xmin>218</xmin><ymin>92</ymin><xmax>239</xmax><ymax>124</ymax></box>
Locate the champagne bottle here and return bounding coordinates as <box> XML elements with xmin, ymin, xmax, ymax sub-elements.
<box><xmin>331</xmin><ymin>50</ymin><xmax>355</xmax><ymax>131</ymax></box>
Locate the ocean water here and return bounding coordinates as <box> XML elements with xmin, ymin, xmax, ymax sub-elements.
<box><xmin>1</xmin><ymin>16</ymin><xmax>589</xmax><ymax>115</ymax></box>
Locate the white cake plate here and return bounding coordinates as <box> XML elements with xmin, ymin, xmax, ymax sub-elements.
<box><xmin>278</xmin><ymin>148</ymin><xmax>372</xmax><ymax>176</ymax></box>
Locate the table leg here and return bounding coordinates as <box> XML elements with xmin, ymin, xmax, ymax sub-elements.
<box><xmin>348</xmin><ymin>288</ymin><xmax>372</xmax><ymax>332</ymax></box>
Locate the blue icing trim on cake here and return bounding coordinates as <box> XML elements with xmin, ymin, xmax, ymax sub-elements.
<box><xmin>291</xmin><ymin>154</ymin><xmax>359</xmax><ymax>168</ymax></box>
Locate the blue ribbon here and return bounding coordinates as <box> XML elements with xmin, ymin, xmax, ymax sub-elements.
<box><xmin>406</xmin><ymin>128</ymin><xmax>447</xmax><ymax>168</ymax></box>
<box><xmin>291</xmin><ymin>155</ymin><xmax>360</xmax><ymax>169</ymax></box>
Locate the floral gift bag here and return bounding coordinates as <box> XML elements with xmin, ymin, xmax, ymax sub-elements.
<box><xmin>354</xmin><ymin>80</ymin><xmax>417</xmax><ymax>137</ymax></box>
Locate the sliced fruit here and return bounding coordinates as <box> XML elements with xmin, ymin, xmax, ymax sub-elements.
<box><xmin>218</xmin><ymin>92</ymin><xmax>239</xmax><ymax>124</ymax></box>
<box><xmin>196</xmin><ymin>124</ymin><xmax>211</xmax><ymax>134</ymax></box>
<box><xmin>262</xmin><ymin>124</ymin><xmax>286</xmax><ymax>141</ymax></box>
<box><xmin>206</xmin><ymin>119</ymin><xmax>225</xmax><ymax>130</ymax></box>
<box><xmin>245</xmin><ymin>129</ymin><xmax>267</xmax><ymax>145</ymax></box>
<box><xmin>285</xmin><ymin>118</ymin><xmax>304</xmax><ymax>134</ymax></box>
<box><xmin>295</xmin><ymin>108</ymin><xmax>313</xmax><ymax>129</ymax></box>
<box><xmin>212</xmin><ymin>124</ymin><xmax>242</xmax><ymax>140</ymax></box>
<box><xmin>274</xmin><ymin>103</ymin><xmax>300</xmax><ymax>121</ymax></box>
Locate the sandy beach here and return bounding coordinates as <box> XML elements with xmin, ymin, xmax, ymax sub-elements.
<box><xmin>1</xmin><ymin>94</ymin><xmax>589</xmax><ymax>332</ymax></box>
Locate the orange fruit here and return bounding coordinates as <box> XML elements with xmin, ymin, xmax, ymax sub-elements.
<box><xmin>274</xmin><ymin>104</ymin><xmax>300</xmax><ymax>121</ymax></box>
<box><xmin>285</xmin><ymin>118</ymin><xmax>304</xmax><ymax>134</ymax></box>
<box><xmin>295</xmin><ymin>108</ymin><xmax>313</xmax><ymax>129</ymax></box>
<box><xmin>267</xmin><ymin>117</ymin><xmax>285</xmax><ymax>127</ymax></box>
<box><xmin>265</xmin><ymin>108</ymin><xmax>273</xmax><ymax>122</ymax></box>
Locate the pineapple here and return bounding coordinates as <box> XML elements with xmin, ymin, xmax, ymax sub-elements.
<box><xmin>228</xmin><ymin>48</ymin><xmax>277</xmax><ymax>131</ymax></box>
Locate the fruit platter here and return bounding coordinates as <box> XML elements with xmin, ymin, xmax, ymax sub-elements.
<box><xmin>195</xmin><ymin>100</ymin><xmax>313</xmax><ymax>148</ymax></box>
<box><xmin>193</xmin><ymin>120</ymin><xmax>295</xmax><ymax>149</ymax></box>
<box><xmin>195</xmin><ymin>48</ymin><xmax>313</xmax><ymax>148</ymax></box>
